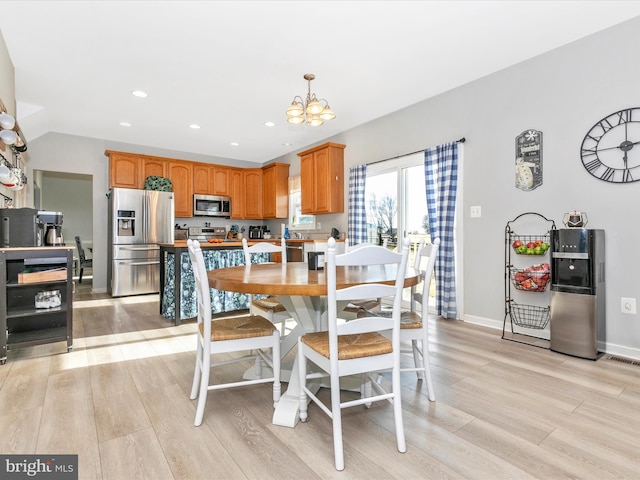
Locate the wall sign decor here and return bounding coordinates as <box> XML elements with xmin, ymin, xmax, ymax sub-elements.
<box><xmin>515</xmin><ymin>129</ymin><xmax>543</xmax><ymax>191</ymax></box>
<box><xmin>580</xmin><ymin>107</ymin><xmax>640</xmax><ymax>183</ymax></box>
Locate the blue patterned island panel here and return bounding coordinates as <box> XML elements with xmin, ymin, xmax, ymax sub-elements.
<box><xmin>161</xmin><ymin>249</ymin><xmax>269</xmax><ymax>320</ymax></box>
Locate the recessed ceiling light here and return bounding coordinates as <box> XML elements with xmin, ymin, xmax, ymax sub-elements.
<box><xmin>230</xmin><ymin>142</ymin><xmax>239</xmax><ymax>147</ymax></box>
<box><xmin>189</xmin><ymin>124</ymin><xmax>201</xmax><ymax>129</ymax></box>
<box><xmin>131</xmin><ymin>90</ymin><xmax>148</xmax><ymax>98</ymax></box>
<box><xmin>282</xmin><ymin>143</ymin><xmax>292</xmax><ymax>146</ymax></box>
<box><xmin>119</xmin><ymin>122</ymin><xmax>132</xmax><ymax>127</ymax></box>
<box><xmin>264</xmin><ymin>121</ymin><xmax>276</xmax><ymax>127</ymax></box>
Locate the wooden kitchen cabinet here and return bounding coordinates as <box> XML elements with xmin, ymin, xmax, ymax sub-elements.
<box><xmin>299</xmin><ymin>142</ymin><xmax>345</xmax><ymax>214</ymax></box>
<box><xmin>141</xmin><ymin>157</ymin><xmax>167</xmax><ymax>182</ymax></box>
<box><xmin>108</xmin><ymin>151</ymin><xmax>140</xmax><ymax>189</ymax></box>
<box><xmin>107</xmin><ymin>150</ymin><xmax>167</xmax><ymax>189</ymax></box>
<box><xmin>211</xmin><ymin>167</ymin><xmax>230</xmax><ymax>196</ymax></box>
<box><xmin>244</xmin><ymin>169</ymin><xmax>263</xmax><ymax>219</ymax></box>
<box><xmin>193</xmin><ymin>165</ymin><xmax>231</xmax><ymax>196</ymax></box>
<box><xmin>192</xmin><ymin>164</ymin><xmax>211</xmax><ymax>195</ymax></box>
<box><xmin>168</xmin><ymin>161</ymin><xmax>193</xmax><ymax>217</ymax></box>
<box><xmin>229</xmin><ymin>168</ymin><xmax>245</xmax><ymax>219</ymax></box>
<box><xmin>262</xmin><ymin>162</ymin><xmax>289</xmax><ymax>219</ymax></box>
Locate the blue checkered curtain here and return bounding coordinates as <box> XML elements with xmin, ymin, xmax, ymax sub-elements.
<box><xmin>348</xmin><ymin>164</ymin><xmax>367</xmax><ymax>247</ymax></box>
<box><xmin>425</xmin><ymin>142</ymin><xmax>459</xmax><ymax>319</ymax></box>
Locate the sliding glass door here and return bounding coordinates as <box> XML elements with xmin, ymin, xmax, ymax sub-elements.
<box><xmin>365</xmin><ymin>154</ymin><xmax>435</xmax><ymax>302</ymax></box>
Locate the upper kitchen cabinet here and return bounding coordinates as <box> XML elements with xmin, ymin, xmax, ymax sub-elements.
<box><xmin>192</xmin><ymin>164</ymin><xmax>211</xmax><ymax>195</ymax></box>
<box><xmin>168</xmin><ymin>161</ymin><xmax>193</xmax><ymax>217</ymax></box>
<box><xmin>107</xmin><ymin>150</ymin><xmax>168</xmax><ymax>189</ymax></box>
<box><xmin>262</xmin><ymin>162</ymin><xmax>289</xmax><ymax>219</ymax></box>
<box><xmin>141</xmin><ymin>157</ymin><xmax>167</xmax><ymax>185</ymax></box>
<box><xmin>193</xmin><ymin>164</ymin><xmax>231</xmax><ymax>196</ymax></box>
<box><xmin>243</xmin><ymin>168</ymin><xmax>263</xmax><ymax>219</ymax></box>
<box><xmin>299</xmin><ymin>142</ymin><xmax>345</xmax><ymax>214</ymax></box>
<box><xmin>108</xmin><ymin>151</ymin><xmax>140</xmax><ymax>189</ymax></box>
<box><xmin>229</xmin><ymin>168</ymin><xmax>245</xmax><ymax>219</ymax></box>
<box><xmin>211</xmin><ymin>166</ymin><xmax>231</xmax><ymax>196</ymax></box>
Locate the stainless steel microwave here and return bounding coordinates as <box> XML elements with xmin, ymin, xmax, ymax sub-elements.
<box><xmin>193</xmin><ymin>194</ymin><xmax>231</xmax><ymax>217</ymax></box>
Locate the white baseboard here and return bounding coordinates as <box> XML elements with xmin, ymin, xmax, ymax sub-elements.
<box><xmin>463</xmin><ymin>314</ymin><xmax>640</xmax><ymax>361</ymax></box>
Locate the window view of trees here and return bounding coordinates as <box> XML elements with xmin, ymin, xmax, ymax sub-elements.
<box><xmin>367</xmin><ymin>192</ymin><xmax>397</xmax><ymax>245</ymax></box>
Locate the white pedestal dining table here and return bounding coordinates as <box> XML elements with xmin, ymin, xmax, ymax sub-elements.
<box><xmin>207</xmin><ymin>261</ymin><xmax>419</xmax><ymax>428</ymax></box>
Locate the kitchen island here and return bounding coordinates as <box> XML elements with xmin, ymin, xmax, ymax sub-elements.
<box><xmin>159</xmin><ymin>240</ymin><xmax>273</xmax><ymax>325</ymax></box>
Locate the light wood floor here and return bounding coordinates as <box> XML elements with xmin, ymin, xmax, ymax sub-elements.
<box><xmin>1</xmin><ymin>283</ymin><xmax>639</xmax><ymax>479</ymax></box>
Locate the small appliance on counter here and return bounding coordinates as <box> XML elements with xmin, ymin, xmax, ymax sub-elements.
<box><xmin>39</xmin><ymin>210</ymin><xmax>64</xmax><ymax>246</ymax></box>
<box><xmin>249</xmin><ymin>225</ymin><xmax>266</xmax><ymax>239</ymax></box>
<box><xmin>0</xmin><ymin>207</ymin><xmax>43</xmax><ymax>247</ymax></box>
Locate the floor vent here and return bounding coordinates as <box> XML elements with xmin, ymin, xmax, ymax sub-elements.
<box><xmin>605</xmin><ymin>355</ymin><xmax>640</xmax><ymax>367</ymax></box>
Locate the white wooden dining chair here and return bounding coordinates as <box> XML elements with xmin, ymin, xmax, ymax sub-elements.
<box><xmin>342</xmin><ymin>237</ymin><xmax>389</xmax><ymax>317</ymax></box>
<box><xmin>401</xmin><ymin>238</ymin><xmax>440</xmax><ymax>400</ymax></box>
<box><xmin>357</xmin><ymin>237</ymin><xmax>440</xmax><ymax>401</ymax></box>
<box><xmin>241</xmin><ymin>237</ymin><xmax>292</xmax><ymax>334</ymax></box>
<box><xmin>298</xmin><ymin>237</ymin><xmax>411</xmax><ymax>471</ymax></box>
<box><xmin>187</xmin><ymin>239</ymin><xmax>281</xmax><ymax>427</ymax></box>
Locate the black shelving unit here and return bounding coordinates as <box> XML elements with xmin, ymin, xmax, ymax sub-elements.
<box><xmin>503</xmin><ymin>212</ymin><xmax>555</xmax><ymax>348</ymax></box>
<box><xmin>0</xmin><ymin>247</ymin><xmax>73</xmax><ymax>364</ymax></box>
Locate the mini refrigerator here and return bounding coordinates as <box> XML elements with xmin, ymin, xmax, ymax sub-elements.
<box><xmin>549</xmin><ymin>229</ymin><xmax>605</xmax><ymax>359</ymax></box>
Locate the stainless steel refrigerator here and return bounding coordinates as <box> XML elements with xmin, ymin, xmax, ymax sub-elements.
<box><xmin>107</xmin><ymin>188</ymin><xmax>174</xmax><ymax>297</ymax></box>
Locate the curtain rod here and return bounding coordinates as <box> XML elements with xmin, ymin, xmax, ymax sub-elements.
<box><xmin>366</xmin><ymin>137</ymin><xmax>466</xmax><ymax>166</ymax></box>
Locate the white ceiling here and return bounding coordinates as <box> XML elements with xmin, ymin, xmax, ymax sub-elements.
<box><xmin>1</xmin><ymin>1</ymin><xmax>640</xmax><ymax>164</ymax></box>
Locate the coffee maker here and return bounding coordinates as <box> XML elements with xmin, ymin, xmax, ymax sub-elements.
<box><xmin>38</xmin><ymin>210</ymin><xmax>64</xmax><ymax>246</ymax></box>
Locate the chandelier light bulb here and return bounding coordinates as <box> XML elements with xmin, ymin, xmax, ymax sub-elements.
<box><xmin>0</xmin><ymin>112</ymin><xmax>16</xmax><ymax>130</ymax></box>
<box><xmin>287</xmin><ymin>116</ymin><xmax>305</xmax><ymax>124</ymax></box>
<box><xmin>319</xmin><ymin>106</ymin><xmax>336</xmax><ymax>121</ymax></box>
<box><xmin>307</xmin><ymin>115</ymin><xmax>324</xmax><ymax>127</ymax></box>
<box><xmin>287</xmin><ymin>101</ymin><xmax>304</xmax><ymax>117</ymax></box>
<box><xmin>0</xmin><ymin>129</ymin><xmax>18</xmax><ymax>145</ymax></box>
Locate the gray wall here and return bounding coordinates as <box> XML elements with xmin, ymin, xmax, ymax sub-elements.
<box><xmin>8</xmin><ymin>17</ymin><xmax>640</xmax><ymax>358</ymax></box>
<box><xmin>268</xmin><ymin>17</ymin><xmax>640</xmax><ymax>359</ymax></box>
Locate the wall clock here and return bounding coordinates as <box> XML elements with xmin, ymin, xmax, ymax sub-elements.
<box><xmin>581</xmin><ymin>107</ymin><xmax>640</xmax><ymax>183</ymax></box>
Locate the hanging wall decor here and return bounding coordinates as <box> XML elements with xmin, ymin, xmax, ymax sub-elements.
<box><xmin>515</xmin><ymin>129</ymin><xmax>543</xmax><ymax>191</ymax></box>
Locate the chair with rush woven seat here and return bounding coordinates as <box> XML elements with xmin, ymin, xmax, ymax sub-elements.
<box><xmin>187</xmin><ymin>239</ymin><xmax>281</xmax><ymax>427</ymax></box>
<box><xmin>358</xmin><ymin>237</ymin><xmax>440</xmax><ymax>401</ymax></box>
<box><xmin>242</xmin><ymin>237</ymin><xmax>292</xmax><ymax>334</ymax></box>
<box><xmin>298</xmin><ymin>237</ymin><xmax>411</xmax><ymax>471</ymax></box>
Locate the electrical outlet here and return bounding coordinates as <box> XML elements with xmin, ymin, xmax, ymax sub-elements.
<box><xmin>316</xmin><ymin>221</ymin><xmax>321</xmax><ymax>230</ymax></box>
<box><xmin>470</xmin><ymin>205</ymin><xmax>482</xmax><ymax>218</ymax></box>
<box><xmin>621</xmin><ymin>297</ymin><xmax>637</xmax><ymax>314</ymax></box>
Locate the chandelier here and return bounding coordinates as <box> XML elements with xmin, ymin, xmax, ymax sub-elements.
<box><xmin>286</xmin><ymin>73</ymin><xmax>336</xmax><ymax>126</ymax></box>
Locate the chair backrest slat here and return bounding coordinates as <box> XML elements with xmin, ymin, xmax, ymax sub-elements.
<box><xmin>242</xmin><ymin>238</ymin><xmax>287</xmax><ymax>265</ymax></box>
